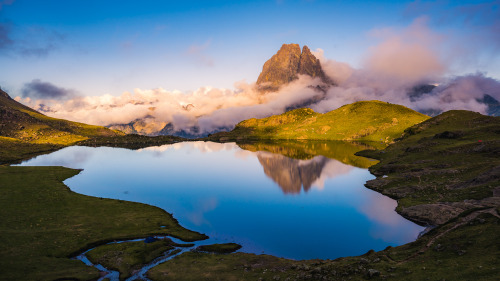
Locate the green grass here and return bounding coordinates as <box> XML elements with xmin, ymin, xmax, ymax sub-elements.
<box><xmin>207</xmin><ymin>101</ymin><xmax>429</xmax><ymax>143</ymax></box>
<box><xmin>87</xmin><ymin>238</ymin><xmax>193</xmax><ymax>280</ymax></box>
<box><xmin>0</xmin><ymin>136</ymin><xmax>63</xmax><ymax>164</ymax></box>
<box><xmin>0</xmin><ymin>90</ymin><xmax>122</xmax><ymax>145</ymax></box>
<box><xmin>356</xmin><ymin>110</ymin><xmax>500</xmax><ymax>225</ymax></box>
<box><xmin>0</xmin><ymin>166</ymin><xmax>206</xmax><ymax>280</ymax></box>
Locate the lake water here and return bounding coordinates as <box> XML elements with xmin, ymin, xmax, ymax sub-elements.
<box><xmin>19</xmin><ymin>141</ymin><xmax>424</xmax><ymax>260</ymax></box>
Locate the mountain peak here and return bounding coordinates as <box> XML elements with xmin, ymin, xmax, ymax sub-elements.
<box><xmin>256</xmin><ymin>43</ymin><xmax>333</xmax><ymax>92</ymax></box>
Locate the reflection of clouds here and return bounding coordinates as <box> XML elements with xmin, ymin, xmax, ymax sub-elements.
<box><xmin>138</xmin><ymin>141</ymin><xmax>237</xmax><ymax>155</ymax></box>
<box><xmin>311</xmin><ymin>159</ymin><xmax>353</xmax><ymax>190</ymax></box>
<box><xmin>359</xmin><ymin>193</ymin><xmax>399</xmax><ymax>226</ymax></box>
<box><xmin>192</xmin><ymin>141</ymin><xmax>234</xmax><ymax>153</ymax></box>
<box><xmin>139</xmin><ymin>144</ymin><xmax>173</xmax><ymax>153</ymax></box>
<box><xmin>18</xmin><ymin>146</ymin><xmax>93</xmax><ymax>169</ymax></box>
<box><xmin>358</xmin><ymin>191</ymin><xmax>424</xmax><ymax>243</ymax></box>
<box><xmin>186</xmin><ymin>197</ymin><xmax>218</xmax><ymax>226</ymax></box>
<box><xmin>369</xmin><ymin>222</ymin><xmax>421</xmax><ymax>244</ymax></box>
<box><xmin>233</xmin><ymin>149</ymin><xmax>255</xmax><ymax>160</ymax></box>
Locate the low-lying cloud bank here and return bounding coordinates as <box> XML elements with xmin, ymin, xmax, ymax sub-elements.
<box><xmin>16</xmin><ymin>18</ymin><xmax>500</xmax><ymax>136</ymax></box>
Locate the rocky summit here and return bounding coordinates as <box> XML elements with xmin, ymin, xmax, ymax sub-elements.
<box><xmin>256</xmin><ymin>43</ymin><xmax>333</xmax><ymax>92</ymax></box>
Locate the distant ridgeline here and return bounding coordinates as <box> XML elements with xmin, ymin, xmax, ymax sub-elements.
<box><xmin>408</xmin><ymin>84</ymin><xmax>500</xmax><ymax>117</ymax></box>
<box><xmin>206</xmin><ymin>100</ymin><xmax>430</xmax><ymax>143</ymax></box>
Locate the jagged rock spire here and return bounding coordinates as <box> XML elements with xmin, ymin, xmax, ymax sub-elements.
<box><xmin>256</xmin><ymin>43</ymin><xmax>333</xmax><ymax>92</ymax></box>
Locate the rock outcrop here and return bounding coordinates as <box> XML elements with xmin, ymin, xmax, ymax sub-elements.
<box><xmin>256</xmin><ymin>43</ymin><xmax>333</xmax><ymax>92</ymax></box>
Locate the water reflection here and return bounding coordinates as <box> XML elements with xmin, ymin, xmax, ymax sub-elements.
<box><xmin>19</xmin><ymin>141</ymin><xmax>424</xmax><ymax>260</ymax></box>
<box><xmin>257</xmin><ymin>153</ymin><xmax>329</xmax><ymax>194</ymax></box>
<box><xmin>240</xmin><ymin>141</ymin><xmax>377</xmax><ymax>194</ymax></box>
<box><xmin>238</xmin><ymin>140</ymin><xmax>377</xmax><ymax>168</ymax></box>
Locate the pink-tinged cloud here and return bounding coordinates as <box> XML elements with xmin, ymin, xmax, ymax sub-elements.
<box><xmin>364</xmin><ymin>17</ymin><xmax>446</xmax><ymax>84</ymax></box>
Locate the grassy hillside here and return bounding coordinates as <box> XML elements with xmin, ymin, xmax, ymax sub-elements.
<box><xmin>0</xmin><ymin>88</ymin><xmax>122</xmax><ymax>145</ymax></box>
<box><xmin>207</xmin><ymin>100</ymin><xmax>430</xmax><ymax>143</ymax></box>
<box><xmin>356</xmin><ymin>110</ymin><xmax>500</xmax><ymax>225</ymax></box>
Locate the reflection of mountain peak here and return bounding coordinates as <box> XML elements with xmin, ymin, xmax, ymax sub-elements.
<box><xmin>257</xmin><ymin>152</ymin><xmax>329</xmax><ymax>194</ymax></box>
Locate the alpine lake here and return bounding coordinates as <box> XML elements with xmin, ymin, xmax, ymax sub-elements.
<box><xmin>19</xmin><ymin>140</ymin><xmax>424</xmax><ymax>261</ymax></box>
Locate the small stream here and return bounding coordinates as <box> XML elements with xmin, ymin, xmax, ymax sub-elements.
<box><xmin>74</xmin><ymin>236</ymin><xmax>220</xmax><ymax>281</ymax></box>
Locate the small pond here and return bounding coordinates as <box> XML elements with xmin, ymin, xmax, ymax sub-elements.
<box><xmin>19</xmin><ymin>141</ymin><xmax>424</xmax><ymax>260</ymax></box>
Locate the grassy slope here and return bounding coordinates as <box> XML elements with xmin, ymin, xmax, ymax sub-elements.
<box><xmin>0</xmin><ymin>89</ymin><xmax>122</xmax><ymax>163</ymax></box>
<box><xmin>0</xmin><ymin>89</ymin><xmax>121</xmax><ymax>144</ymax></box>
<box><xmin>356</xmin><ymin>110</ymin><xmax>500</xmax><ymax>225</ymax></box>
<box><xmin>0</xmin><ymin>166</ymin><xmax>206</xmax><ymax>280</ymax></box>
<box><xmin>207</xmin><ymin>101</ymin><xmax>429</xmax><ymax>143</ymax></box>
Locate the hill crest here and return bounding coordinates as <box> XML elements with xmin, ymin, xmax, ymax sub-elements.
<box><xmin>207</xmin><ymin>100</ymin><xmax>430</xmax><ymax>143</ymax></box>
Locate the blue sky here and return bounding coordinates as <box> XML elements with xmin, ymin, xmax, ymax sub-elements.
<box><xmin>0</xmin><ymin>0</ymin><xmax>499</xmax><ymax>97</ymax></box>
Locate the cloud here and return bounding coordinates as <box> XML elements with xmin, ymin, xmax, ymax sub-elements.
<box><xmin>403</xmin><ymin>1</ymin><xmax>500</xmax><ymax>72</ymax></box>
<box><xmin>310</xmin><ymin>17</ymin><xmax>500</xmax><ymax>116</ymax></box>
<box><xmin>0</xmin><ymin>20</ymin><xmax>65</xmax><ymax>57</ymax></box>
<box><xmin>364</xmin><ymin>16</ymin><xmax>446</xmax><ymax>84</ymax></box>
<box><xmin>17</xmin><ymin>27</ymin><xmax>66</xmax><ymax>57</ymax></box>
<box><xmin>0</xmin><ymin>22</ymin><xmax>12</xmax><ymax>49</ymax></box>
<box><xmin>0</xmin><ymin>0</ymin><xmax>63</xmax><ymax>57</ymax></box>
<box><xmin>185</xmin><ymin>40</ymin><xmax>214</xmax><ymax>67</ymax></box>
<box><xmin>16</xmin><ymin>74</ymin><xmax>327</xmax><ymax>135</ymax></box>
<box><xmin>0</xmin><ymin>0</ymin><xmax>15</xmax><ymax>11</ymax></box>
<box><xmin>22</xmin><ymin>79</ymin><xmax>79</xmax><ymax>100</ymax></box>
